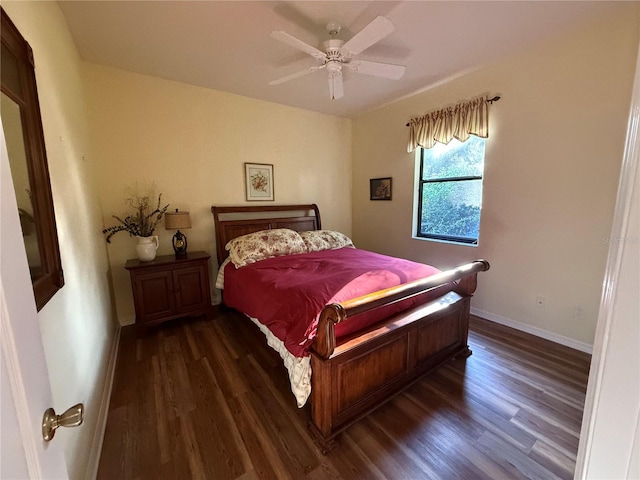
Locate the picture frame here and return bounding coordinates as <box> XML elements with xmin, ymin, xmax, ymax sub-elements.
<box><xmin>370</xmin><ymin>177</ymin><xmax>392</xmax><ymax>201</ymax></box>
<box><xmin>244</xmin><ymin>163</ymin><xmax>274</xmax><ymax>201</ymax></box>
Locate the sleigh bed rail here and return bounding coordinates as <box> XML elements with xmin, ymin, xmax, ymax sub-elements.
<box><xmin>313</xmin><ymin>259</ymin><xmax>490</xmax><ymax>359</ymax></box>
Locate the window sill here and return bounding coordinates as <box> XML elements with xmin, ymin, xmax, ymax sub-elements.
<box><xmin>412</xmin><ymin>235</ymin><xmax>479</xmax><ymax>248</ymax></box>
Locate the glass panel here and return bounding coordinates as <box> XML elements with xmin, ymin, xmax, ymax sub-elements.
<box><xmin>422</xmin><ymin>136</ymin><xmax>485</xmax><ymax>180</ymax></box>
<box><xmin>1</xmin><ymin>92</ymin><xmax>43</xmax><ymax>279</ymax></box>
<box><xmin>420</xmin><ymin>179</ymin><xmax>483</xmax><ymax>241</ymax></box>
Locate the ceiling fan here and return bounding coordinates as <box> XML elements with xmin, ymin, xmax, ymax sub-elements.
<box><xmin>269</xmin><ymin>15</ymin><xmax>406</xmax><ymax>100</ymax></box>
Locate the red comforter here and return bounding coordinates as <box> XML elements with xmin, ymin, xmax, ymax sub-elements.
<box><xmin>222</xmin><ymin>248</ymin><xmax>449</xmax><ymax>357</ymax></box>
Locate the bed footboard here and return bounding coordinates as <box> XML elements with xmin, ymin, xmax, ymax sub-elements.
<box><xmin>309</xmin><ymin>259</ymin><xmax>489</xmax><ymax>451</ymax></box>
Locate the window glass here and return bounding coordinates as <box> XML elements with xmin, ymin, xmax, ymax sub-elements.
<box><xmin>416</xmin><ymin>136</ymin><xmax>485</xmax><ymax>245</ymax></box>
<box><xmin>422</xmin><ymin>137</ymin><xmax>485</xmax><ymax>180</ymax></box>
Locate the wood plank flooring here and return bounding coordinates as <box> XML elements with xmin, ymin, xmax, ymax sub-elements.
<box><xmin>98</xmin><ymin>308</ymin><xmax>591</xmax><ymax>480</ymax></box>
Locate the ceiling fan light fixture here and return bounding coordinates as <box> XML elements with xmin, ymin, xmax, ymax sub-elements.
<box><xmin>328</xmin><ymin>70</ymin><xmax>344</xmax><ymax>100</ymax></box>
<box><xmin>326</xmin><ymin>61</ymin><xmax>342</xmax><ymax>74</ymax></box>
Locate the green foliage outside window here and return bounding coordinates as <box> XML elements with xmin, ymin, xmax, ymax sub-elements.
<box><xmin>417</xmin><ymin>136</ymin><xmax>485</xmax><ymax>244</ymax></box>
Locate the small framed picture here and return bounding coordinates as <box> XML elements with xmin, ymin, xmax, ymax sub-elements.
<box><xmin>370</xmin><ymin>177</ymin><xmax>392</xmax><ymax>201</ymax></box>
<box><xmin>245</xmin><ymin>163</ymin><xmax>274</xmax><ymax>201</ymax></box>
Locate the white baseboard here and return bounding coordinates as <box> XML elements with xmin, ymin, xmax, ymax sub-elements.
<box><xmin>471</xmin><ymin>307</ymin><xmax>593</xmax><ymax>354</ymax></box>
<box><xmin>84</xmin><ymin>324</ymin><xmax>121</xmax><ymax>480</ymax></box>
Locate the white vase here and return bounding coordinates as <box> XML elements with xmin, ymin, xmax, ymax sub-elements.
<box><xmin>136</xmin><ymin>235</ymin><xmax>159</xmax><ymax>262</ymax></box>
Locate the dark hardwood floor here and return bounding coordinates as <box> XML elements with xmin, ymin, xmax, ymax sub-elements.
<box><xmin>98</xmin><ymin>307</ymin><xmax>591</xmax><ymax>480</ymax></box>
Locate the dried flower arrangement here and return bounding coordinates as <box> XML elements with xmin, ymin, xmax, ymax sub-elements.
<box><xmin>102</xmin><ymin>185</ymin><xmax>170</xmax><ymax>243</ymax></box>
<box><xmin>251</xmin><ymin>171</ymin><xmax>269</xmax><ymax>193</ymax></box>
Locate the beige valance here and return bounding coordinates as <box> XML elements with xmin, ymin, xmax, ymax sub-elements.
<box><xmin>407</xmin><ymin>95</ymin><xmax>490</xmax><ymax>153</ymax></box>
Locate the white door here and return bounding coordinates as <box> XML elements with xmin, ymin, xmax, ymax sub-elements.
<box><xmin>575</xmin><ymin>40</ymin><xmax>640</xmax><ymax>479</ymax></box>
<box><xmin>0</xmin><ymin>119</ymin><xmax>68</xmax><ymax>477</ymax></box>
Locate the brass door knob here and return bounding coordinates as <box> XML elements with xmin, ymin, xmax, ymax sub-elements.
<box><xmin>42</xmin><ymin>403</ymin><xmax>84</xmax><ymax>441</ymax></box>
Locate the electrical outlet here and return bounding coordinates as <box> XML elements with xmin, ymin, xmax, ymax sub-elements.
<box><xmin>536</xmin><ymin>296</ymin><xmax>545</xmax><ymax>308</ymax></box>
<box><xmin>573</xmin><ymin>306</ymin><xmax>584</xmax><ymax>319</ymax></box>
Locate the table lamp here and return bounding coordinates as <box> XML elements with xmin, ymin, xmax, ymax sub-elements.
<box><xmin>164</xmin><ymin>209</ymin><xmax>191</xmax><ymax>257</ymax></box>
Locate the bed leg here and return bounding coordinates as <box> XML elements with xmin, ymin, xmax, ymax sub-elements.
<box><xmin>307</xmin><ymin>422</ymin><xmax>336</xmax><ymax>454</ymax></box>
<box><xmin>309</xmin><ymin>354</ymin><xmax>336</xmax><ymax>454</ymax></box>
<box><xmin>459</xmin><ymin>346</ymin><xmax>473</xmax><ymax>358</ymax></box>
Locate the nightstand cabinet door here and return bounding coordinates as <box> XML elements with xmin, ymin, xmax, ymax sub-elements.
<box><xmin>133</xmin><ymin>270</ymin><xmax>176</xmax><ymax>323</ymax></box>
<box><xmin>125</xmin><ymin>252</ymin><xmax>212</xmax><ymax>326</ymax></box>
<box><xmin>173</xmin><ymin>265</ymin><xmax>209</xmax><ymax>315</ymax></box>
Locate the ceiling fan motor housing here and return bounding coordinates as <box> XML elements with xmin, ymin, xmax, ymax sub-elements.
<box><xmin>323</xmin><ymin>39</ymin><xmax>346</xmax><ymax>61</ymax></box>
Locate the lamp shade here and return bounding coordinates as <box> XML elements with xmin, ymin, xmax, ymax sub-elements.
<box><xmin>165</xmin><ymin>210</ymin><xmax>191</xmax><ymax>230</ymax></box>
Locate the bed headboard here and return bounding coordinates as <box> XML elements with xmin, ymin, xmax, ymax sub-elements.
<box><xmin>211</xmin><ymin>204</ymin><xmax>321</xmax><ymax>265</ymax></box>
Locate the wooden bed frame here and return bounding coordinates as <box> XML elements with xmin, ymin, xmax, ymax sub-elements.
<box><xmin>211</xmin><ymin>204</ymin><xmax>489</xmax><ymax>451</ymax></box>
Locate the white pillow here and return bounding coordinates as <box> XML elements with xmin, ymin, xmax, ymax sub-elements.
<box><xmin>225</xmin><ymin>228</ymin><xmax>306</xmax><ymax>268</ymax></box>
<box><xmin>299</xmin><ymin>230</ymin><xmax>355</xmax><ymax>252</ymax></box>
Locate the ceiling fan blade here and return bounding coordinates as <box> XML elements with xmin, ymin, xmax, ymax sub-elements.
<box><xmin>328</xmin><ymin>71</ymin><xmax>344</xmax><ymax>100</ymax></box>
<box><xmin>270</xmin><ymin>31</ymin><xmax>326</xmax><ymax>60</ymax></box>
<box><xmin>269</xmin><ymin>65</ymin><xmax>324</xmax><ymax>85</ymax></box>
<box><xmin>347</xmin><ymin>60</ymin><xmax>406</xmax><ymax>80</ymax></box>
<box><xmin>340</xmin><ymin>16</ymin><xmax>395</xmax><ymax>58</ymax></box>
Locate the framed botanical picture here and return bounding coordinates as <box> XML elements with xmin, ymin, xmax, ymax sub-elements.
<box><xmin>244</xmin><ymin>163</ymin><xmax>274</xmax><ymax>201</ymax></box>
<box><xmin>370</xmin><ymin>177</ymin><xmax>392</xmax><ymax>201</ymax></box>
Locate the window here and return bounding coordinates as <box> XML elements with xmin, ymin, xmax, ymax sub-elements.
<box><xmin>415</xmin><ymin>136</ymin><xmax>485</xmax><ymax>245</ymax></box>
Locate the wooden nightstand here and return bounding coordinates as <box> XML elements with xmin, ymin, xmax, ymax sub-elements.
<box><xmin>125</xmin><ymin>251</ymin><xmax>212</xmax><ymax>326</ymax></box>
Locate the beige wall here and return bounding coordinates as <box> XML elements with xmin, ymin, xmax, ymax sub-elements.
<box><xmin>1</xmin><ymin>2</ymin><xmax>118</xmax><ymax>479</ymax></box>
<box><xmin>352</xmin><ymin>5</ymin><xmax>639</xmax><ymax>347</ymax></box>
<box><xmin>83</xmin><ymin>65</ymin><xmax>352</xmax><ymax>325</ymax></box>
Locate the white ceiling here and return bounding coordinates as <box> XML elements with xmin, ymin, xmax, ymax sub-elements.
<box><xmin>58</xmin><ymin>1</ymin><xmax>620</xmax><ymax>119</ymax></box>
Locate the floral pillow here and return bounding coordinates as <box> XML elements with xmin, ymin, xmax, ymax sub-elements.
<box><xmin>299</xmin><ymin>230</ymin><xmax>355</xmax><ymax>252</ymax></box>
<box><xmin>225</xmin><ymin>228</ymin><xmax>306</xmax><ymax>268</ymax></box>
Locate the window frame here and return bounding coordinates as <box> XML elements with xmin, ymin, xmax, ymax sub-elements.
<box><xmin>415</xmin><ymin>139</ymin><xmax>485</xmax><ymax>246</ymax></box>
